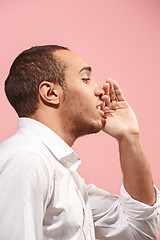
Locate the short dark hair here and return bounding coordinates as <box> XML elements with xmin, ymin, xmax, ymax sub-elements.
<box><xmin>5</xmin><ymin>45</ymin><xmax>69</xmax><ymax>117</ymax></box>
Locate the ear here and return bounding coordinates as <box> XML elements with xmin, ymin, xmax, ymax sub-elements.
<box><xmin>39</xmin><ymin>81</ymin><xmax>60</xmax><ymax>105</ymax></box>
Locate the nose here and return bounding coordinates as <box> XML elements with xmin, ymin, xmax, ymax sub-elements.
<box><xmin>99</xmin><ymin>93</ymin><xmax>103</xmax><ymax>100</ymax></box>
<box><xmin>94</xmin><ymin>84</ymin><xmax>104</xmax><ymax>100</ymax></box>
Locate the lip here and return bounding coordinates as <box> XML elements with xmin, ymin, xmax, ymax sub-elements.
<box><xmin>96</xmin><ymin>101</ymin><xmax>105</xmax><ymax>110</ymax></box>
<box><xmin>96</xmin><ymin>102</ymin><xmax>105</xmax><ymax>115</ymax></box>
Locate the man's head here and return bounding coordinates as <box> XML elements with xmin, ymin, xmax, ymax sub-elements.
<box><xmin>5</xmin><ymin>45</ymin><xmax>69</xmax><ymax>117</ymax></box>
<box><xmin>5</xmin><ymin>46</ymin><xmax>105</xmax><ymax>144</ymax></box>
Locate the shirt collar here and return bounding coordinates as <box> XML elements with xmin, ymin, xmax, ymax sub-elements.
<box><xmin>18</xmin><ymin>118</ymin><xmax>81</xmax><ymax>171</ymax></box>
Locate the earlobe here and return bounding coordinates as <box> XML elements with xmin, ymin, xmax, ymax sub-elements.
<box><xmin>39</xmin><ymin>81</ymin><xmax>60</xmax><ymax>105</ymax></box>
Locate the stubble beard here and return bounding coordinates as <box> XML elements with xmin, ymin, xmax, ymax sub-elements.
<box><xmin>61</xmin><ymin>88</ymin><xmax>103</xmax><ymax>140</ymax></box>
<box><xmin>71</xmin><ymin>118</ymin><xmax>103</xmax><ymax>140</ymax></box>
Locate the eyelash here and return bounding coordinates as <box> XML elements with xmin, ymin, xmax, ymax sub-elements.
<box><xmin>82</xmin><ymin>78</ymin><xmax>91</xmax><ymax>82</ymax></box>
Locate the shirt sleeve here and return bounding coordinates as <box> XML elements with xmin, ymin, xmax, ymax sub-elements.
<box><xmin>86</xmin><ymin>183</ymin><xmax>160</xmax><ymax>240</ymax></box>
<box><xmin>0</xmin><ymin>151</ymin><xmax>50</xmax><ymax>240</ymax></box>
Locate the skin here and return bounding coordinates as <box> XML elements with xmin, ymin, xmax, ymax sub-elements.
<box><xmin>102</xmin><ymin>79</ymin><xmax>156</xmax><ymax>205</ymax></box>
<box><xmin>32</xmin><ymin>49</ymin><xmax>156</xmax><ymax>206</ymax></box>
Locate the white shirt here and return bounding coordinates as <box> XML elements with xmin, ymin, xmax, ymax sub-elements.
<box><xmin>0</xmin><ymin>118</ymin><xmax>160</xmax><ymax>240</ymax></box>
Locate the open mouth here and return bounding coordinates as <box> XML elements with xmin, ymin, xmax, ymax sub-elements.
<box><xmin>96</xmin><ymin>101</ymin><xmax>105</xmax><ymax>111</ymax></box>
<box><xmin>96</xmin><ymin>102</ymin><xmax>105</xmax><ymax>117</ymax></box>
<box><xmin>96</xmin><ymin>105</ymin><xmax>102</xmax><ymax>110</ymax></box>
<box><xmin>96</xmin><ymin>103</ymin><xmax>105</xmax><ymax>115</ymax></box>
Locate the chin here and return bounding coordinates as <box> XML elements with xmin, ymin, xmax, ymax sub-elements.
<box><xmin>90</xmin><ymin>121</ymin><xmax>103</xmax><ymax>133</ymax></box>
<box><xmin>76</xmin><ymin>120</ymin><xmax>103</xmax><ymax>138</ymax></box>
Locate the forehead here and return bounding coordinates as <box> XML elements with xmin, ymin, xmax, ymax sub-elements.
<box><xmin>54</xmin><ymin>50</ymin><xmax>89</xmax><ymax>73</ymax></box>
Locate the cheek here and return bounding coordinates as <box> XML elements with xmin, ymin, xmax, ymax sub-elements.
<box><xmin>64</xmin><ymin>88</ymin><xmax>95</xmax><ymax>113</ymax></box>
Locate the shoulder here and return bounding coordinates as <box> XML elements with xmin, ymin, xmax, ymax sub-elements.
<box><xmin>0</xmin><ymin>130</ymin><xmax>56</xmax><ymax>181</ymax></box>
<box><xmin>0</xmin><ymin>130</ymin><xmax>41</xmax><ymax>156</ymax></box>
<box><xmin>0</xmin><ymin>140</ymin><xmax>54</xmax><ymax>204</ymax></box>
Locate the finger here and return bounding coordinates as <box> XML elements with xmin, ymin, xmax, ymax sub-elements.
<box><xmin>110</xmin><ymin>81</ymin><xmax>117</xmax><ymax>102</ymax></box>
<box><xmin>105</xmin><ymin>77</ymin><xmax>116</xmax><ymax>102</ymax></box>
<box><xmin>102</xmin><ymin>83</ymin><xmax>110</xmax><ymax>103</ymax></box>
<box><xmin>101</xmin><ymin>95</ymin><xmax>110</xmax><ymax>107</ymax></box>
<box><xmin>113</xmin><ymin>80</ymin><xmax>126</xmax><ymax>101</ymax></box>
<box><xmin>106</xmin><ymin>77</ymin><xmax>113</xmax><ymax>83</ymax></box>
<box><xmin>103</xmin><ymin>83</ymin><xmax>109</xmax><ymax>95</ymax></box>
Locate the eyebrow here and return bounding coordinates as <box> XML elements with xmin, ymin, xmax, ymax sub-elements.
<box><xmin>79</xmin><ymin>66</ymin><xmax>92</xmax><ymax>73</ymax></box>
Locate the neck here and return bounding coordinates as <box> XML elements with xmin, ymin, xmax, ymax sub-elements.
<box><xmin>30</xmin><ymin>111</ymin><xmax>76</xmax><ymax>147</ymax></box>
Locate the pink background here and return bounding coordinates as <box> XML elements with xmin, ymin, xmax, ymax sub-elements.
<box><xmin>0</xmin><ymin>0</ymin><xmax>160</xmax><ymax>237</ymax></box>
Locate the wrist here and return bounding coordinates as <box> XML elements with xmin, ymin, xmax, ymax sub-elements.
<box><xmin>117</xmin><ymin>132</ymin><xmax>140</xmax><ymax>145</ymax></box>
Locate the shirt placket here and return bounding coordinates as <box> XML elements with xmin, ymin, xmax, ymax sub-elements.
<box><xmin>69</xmin><ymin>171</ymin><xmax>95</xmax><ymax>240</ymax></box>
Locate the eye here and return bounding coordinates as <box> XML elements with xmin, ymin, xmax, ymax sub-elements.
<box><xmin>82</xmin><ymin>78</ymin><xmax>91</xmax><ymax>82</ymax></box>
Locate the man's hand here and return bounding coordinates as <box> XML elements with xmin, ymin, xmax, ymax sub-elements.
<box><xmin>101</xmin><ymin>78</ymin><xmax>156</xmax><ymax>206</ymax></box>
<box><xmin>101</xmin><ymin>78</ymin><xmax>139</xmax><ymax>140</ymax></box>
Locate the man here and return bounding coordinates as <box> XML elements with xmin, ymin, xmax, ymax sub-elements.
<box><xmin>0</xmin><ymin>45</ymin><xmax>160</xmax><ymax>239</ymax></box>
